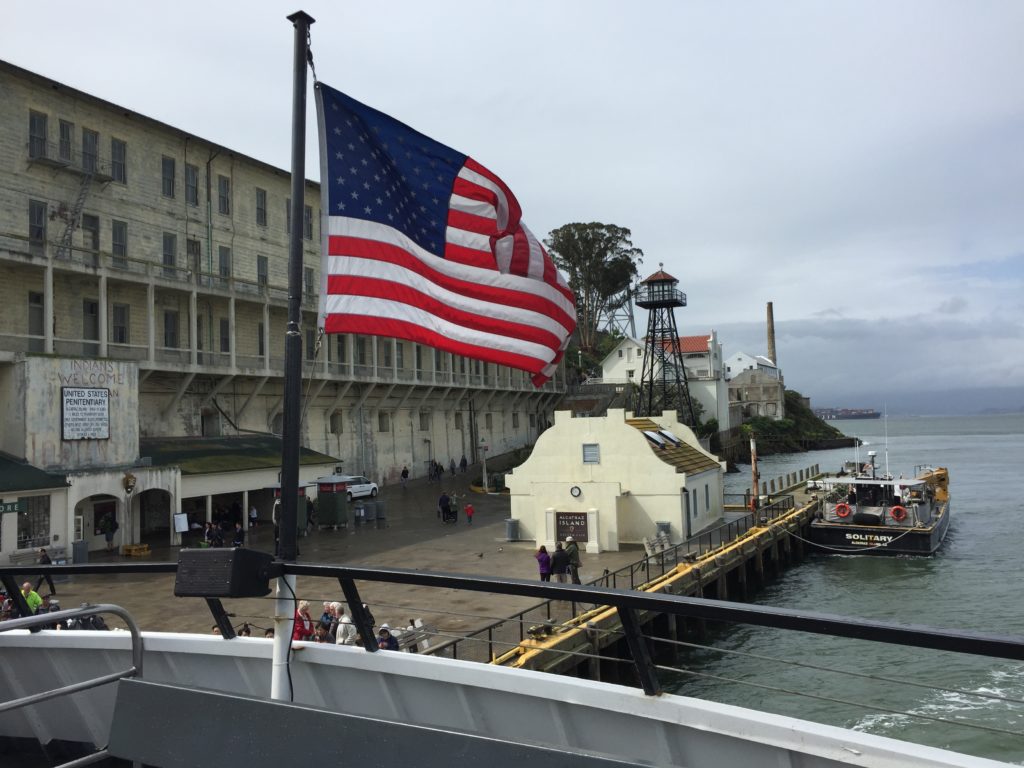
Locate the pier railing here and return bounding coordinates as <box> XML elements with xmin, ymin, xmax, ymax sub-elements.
<box><xmin>431</xmin><ymin>494</ymin><xmax>798</xmax><ymax>662</ymax></box>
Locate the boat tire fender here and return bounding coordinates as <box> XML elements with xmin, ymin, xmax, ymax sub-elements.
<box><xmin>835</xmin><ymin>503</ymin><xmax>851</xmax><ymax>518</ymax></box>
<box><xmin>891</xmin><ymin>505</ymin><xmax>907</xmax><ymax>522</ymax></box>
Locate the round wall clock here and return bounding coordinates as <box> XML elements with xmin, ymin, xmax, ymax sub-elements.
<box><xmin>570</xmin><ymin>486</ymin><xmax>582</xmax><ymax>498</ymax></box>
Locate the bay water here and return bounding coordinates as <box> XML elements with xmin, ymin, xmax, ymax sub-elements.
<box><xmin>665</xmin><ymin>414</ymin><xmax>1024</xmax><ymax>763</ymax></box>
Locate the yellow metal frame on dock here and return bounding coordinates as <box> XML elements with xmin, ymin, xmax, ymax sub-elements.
<box><xmin>495</xmin><ymin>497</ymin><xmax>821</xmax><ymax>670</ymax></box>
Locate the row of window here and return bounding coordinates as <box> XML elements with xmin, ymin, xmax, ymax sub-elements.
<box><xmin>28</xmin><ymin>200</ymin><xmax>321</xmax><ymax>291</ymax></box>
<box><xmin>369</xmin><ymin>410</ymin><xmax>525</xmax><ymax>434</ymax></box>
<box><xmin>28</xmin><ymin>111</ymin><xmax>126</xmax><ymax>182</ymax></box>
<box><xmin>29</xmin><ymin>110</ymin><xmax>315</xmax><ymax>238</ymax></box>
<box><xmin>28</xmin><ymin>291</ymin><xmax>511</xmax><ymax>381</ymax></box>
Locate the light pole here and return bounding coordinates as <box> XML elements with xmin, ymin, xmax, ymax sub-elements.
<box><xmin>479</xmin><ymin>436</ymin><xmax>489</xmax><ymax>493</ymax></box>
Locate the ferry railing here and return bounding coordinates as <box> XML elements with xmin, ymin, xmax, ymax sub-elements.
<box><xmin>0</xmin><ymin>602</ymin><xmax>144</xmax><ymax>767</ymax></box>
<box><xmin>6</xmin><ymin>558</ymin><xmax>1023</xmax><ymax>700</ymax></box>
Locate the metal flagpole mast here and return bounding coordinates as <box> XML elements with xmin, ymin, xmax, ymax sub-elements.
<box><xmin>272</xmin><ymin>8</ymin><xmax>315</xmax><ymax>702</ymax></box>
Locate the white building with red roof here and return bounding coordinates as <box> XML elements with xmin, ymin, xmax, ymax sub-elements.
<box><xmin>598</xmin><ymin>331</ymin><xmax>732</xmax><ymax>429</ymax></box>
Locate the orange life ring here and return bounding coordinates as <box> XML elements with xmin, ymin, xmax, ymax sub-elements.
<box><xmin>835</xmin><ymin>502</ymin><xmax>851</xmax><ymax>518</ymax></box>
<box><xmin>891</xmin><ymin>505</ymin><xmax>907</xmax><ymax>522</ymax></box>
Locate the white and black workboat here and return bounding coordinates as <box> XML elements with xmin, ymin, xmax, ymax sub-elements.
<box><xmin>809</xmin><ymin>453</ymin><xmax>951</xmax><ymax>555</ymax></box>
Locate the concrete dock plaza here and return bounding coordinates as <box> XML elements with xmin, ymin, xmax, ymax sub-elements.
<box><xmin>44</xmin><ymin>471</ymin><xmax>645</xmax><ymax>637</ymax></box>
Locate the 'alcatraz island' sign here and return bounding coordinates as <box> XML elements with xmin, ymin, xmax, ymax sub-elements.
<box><xmin>61</xmin><ymin>387</ymin><xmax>110</xmax><ymax>440</ymax></box>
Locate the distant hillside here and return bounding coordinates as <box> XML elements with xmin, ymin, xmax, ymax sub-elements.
<box><xmin>741</xmin><ymin>390</ymin><xmax>849</xmax><ymax>455</ymax></box>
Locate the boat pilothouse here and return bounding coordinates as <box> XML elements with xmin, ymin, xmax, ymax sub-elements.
<box><xmin>808</xmin><ymin>452</ymin><xmax>951</xmax><ymax>555</ymax></box>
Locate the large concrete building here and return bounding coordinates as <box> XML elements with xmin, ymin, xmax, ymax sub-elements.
<box><xmin>0</xmin><ymin>61</ymin><xmax>564</xmax><ymax>561</ymax></box>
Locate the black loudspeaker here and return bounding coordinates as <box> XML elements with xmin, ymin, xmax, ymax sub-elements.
<box><xmin>174</xmin><ymin>548</ymin><xmax>275</xmax><ymax>598</ymax></box>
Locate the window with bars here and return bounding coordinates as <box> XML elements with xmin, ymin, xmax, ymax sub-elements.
<box><xmin>59</xmin><ymin>120</ymin><xmax>73</xmax><ymax>162</ymax></box>
<box><xmin>162</xmin><ymin>233</ymin><xmax>177</xmax><ymax>278</ymax></box>
<box><xmin>306</xmin><ymin>328</ymin><xmax>315</xmax><ymax>361</ymax></box>
<box><xmin>512</xmin><ymin>412</ymin><xmax>519</xmax><ymax>429</ymax></box>
<box><xmin>304</xmin><ymin>266</ymin><xmax>315</xmax><ymax>297</ymax></box>
<box><xmin>29</xmin><ymin>111</ymin><xmax>47</xmax><ymax>158</ymax></box>
<box><xmin>112</xmin><ymin>220</ymin><xmax>127</xmax><ymax>267</ymax></box>
<box><xmin>17</xmin><ymin>496</ymin><xmax>50</xmax><ymax>549</ymax></box>
<box><xmin>303</xmin><ymin>204</ymin><xmax>313</xmax><ymax>239</ymax></box>
<box><xmin>161</xmin><ymin>156</ymin><xmax>175</xmax><ymax>197</ymax></box>
<box><xmin>335</xmin><ymin>334</ymin><xmax>347</xmax><ymax>363</ymax></box>
<box><xmin>112</xmin><ymin>303</ymin><xmax>130</xmax><ymax>344</ymax></box>
<box><xmin>257</xmin><ymin>255</ymin><xmax>268</xmax><ymax>287</ymax></box>
<box><xmin>258</xmin><ymin>322</ymin><xmax>265</xmax><ymax>357</ymax></box>
<box><xmin>111</xmin><ymin>138</ymin><xmax>127</xmax><ymax>183</ymax></box>
<box><xmin>82</xmin><ymin>129</ymin><xmax>98</xmax><ymax>173</ymax></box>
<box><xmin>582</xmin><ymin>444</ymin><xmax>600</xmax><ymax>464</ymax></box>
<box><xmin>185</xmin><ymin>164</ymin><xmax>198</xmax><ymax>206</ymax></box>
<box><xmin>378</xmin><ymin>411</ymin><xmax>390</xmax><ymax>432</ymax></box>
<box><xmin>220</xmin><ymin>318</ymin><xmax>230</xmax><ymax>353</ymax></box>
<box><xmin>218</xmin><ymin>246</ymin><xmax>232</xmax><ymax>279</ymax></box>
<box><xmin>218</xmin><ymin>175</ymin><xmax>231</xmax><ymax>214</ymax></box>
<box><xmin>256</xmin><ymin>188</ymin><xmax>267</xmax><ymax>226</ymax></box>
<box><xmin>163</xmin><ymin>310</ymin><xmax>179</xmax><ymax>348</ymax></box>
<box><xmin>29</xmin><ymin>200</ymin><xmax>47</xmax><ymax>257</ymax></box>
<box><xmin>419</xmin><ymin>411</ymin><xmax>431</xmax><ymax>431</ymax></box>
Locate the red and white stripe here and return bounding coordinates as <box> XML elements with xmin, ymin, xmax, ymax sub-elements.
<box><xmin>321</xmin><ymin>159</ymin><xmax>575</xmax><ymax>385</ymax></box>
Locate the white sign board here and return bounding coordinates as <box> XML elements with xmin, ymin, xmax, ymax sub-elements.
<box><xmin>173</xmin><ymin>512</ymin><xmax>190</xmax><ymax>534</ymax></box>
<box><xmin>61</xmin><ymin>387</ymin><xmax>110</xmax><ymax>440</ymax></box>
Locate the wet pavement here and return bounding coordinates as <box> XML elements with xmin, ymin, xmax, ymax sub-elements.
<box><xmin>41</xmin><ymin>469</ymin><xmax>646</xmax><ymax>637</ymax></box>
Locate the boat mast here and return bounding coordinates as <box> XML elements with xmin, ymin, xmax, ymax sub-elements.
<box><xmin>272</xmin><ymin>9</ymin><xmax>315</xmax><ymax>702</ymax></box>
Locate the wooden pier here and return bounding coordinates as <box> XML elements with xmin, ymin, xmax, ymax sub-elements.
<box><xmin>495</xmin><ymin>489</ymin><xmax>822</xmax><ymax>683</ymax></box>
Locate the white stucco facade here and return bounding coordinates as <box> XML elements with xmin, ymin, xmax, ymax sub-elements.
<box><xmin>506</xmin><ymin>409</ymin><xmax>726</xmax><ymax>553</ymax></box>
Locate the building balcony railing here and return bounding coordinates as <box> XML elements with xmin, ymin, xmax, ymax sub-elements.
<box><xmin>635</xmin><ymin>283</ymin><xmax>687</xmax><ymax>309</ymax></box>
<box><xmin>28</xmin><ymin>140</ymin><xmax>114</xmax><ymax>181</ymax></box>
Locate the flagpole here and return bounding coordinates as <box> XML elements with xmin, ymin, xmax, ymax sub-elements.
<box><xmin>272</xmin><ymin>8</ymin><xmax>315</xmax><ymax>703</ymax></box>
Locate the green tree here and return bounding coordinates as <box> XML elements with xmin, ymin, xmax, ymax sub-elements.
<box><xmin>546</xmin><ymin>223</ymin><xmax>642</xmax><ymax>351</ymax></box>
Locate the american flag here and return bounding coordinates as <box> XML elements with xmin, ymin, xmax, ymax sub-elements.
<box><xmin>315</xmin><ymin>83</ymin><xmax>576</xmax><ymax>386</ymax></box>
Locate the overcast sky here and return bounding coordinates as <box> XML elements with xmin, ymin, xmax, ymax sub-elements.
<box><xmin>4</xmin><ymin>1</ymin><xmax>1022</xmax><ymax>411</ymax></box>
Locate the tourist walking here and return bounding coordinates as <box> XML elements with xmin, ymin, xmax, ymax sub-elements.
<box><xmin>449</xmin><ymin>458</ymin><xmax>457</xmax><ymax>476</ymax></box>
<box><xmin>232</xmin><ymin>522</ymin><xmax>245</xmax><ymax>548</ymax></box>
<box><xmin>464</xmin><ymin>501</ymin><xmax>474</xmax><ymax>525</ymax></box>
<box><xmin>459</xmin><ymin>454</ymin><xmax>468</xmax><ymax>473</ymax></box>
<box><xmin>35</xmin><ymin>548</ymin><xmax>56</xmax><ymax>595</ymax></box>
<box><xmin>401</xmin><ymin>465</ymin><xmax>409</xmax><ymax>488</ymax></box>
<box><xmin>438</xmin><ymin>491</ymin><xmax>451</xmax><ymax>523</ymax></box>
<box><xmin>249</xmin><ymin>503</ymin><xmax>258</xmax><ymax>528</ymax></box>
<box><xmin>551</xmin><ymin>542</ymin><xmax>570</xmax><ymax>583</ymax></box>
<box><xmin>564</xmin><ymin>536</ymin><xmax>582</xmax><ymax>584</ymax></box>
<box><xmin>535</xmin><ymin>545</ymin><xmax>552</xmax><ymax>582</ymax></box>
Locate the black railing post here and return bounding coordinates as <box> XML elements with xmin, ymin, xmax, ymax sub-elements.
<box><xmin>618</xmin><ymin>606</ymin><xmax>661</xmax><ymax>696</ymax></box>
<box><xmin>338</xmin><ymin>577</ymin><xmax>378</xmax><ymax>652</ymax></box>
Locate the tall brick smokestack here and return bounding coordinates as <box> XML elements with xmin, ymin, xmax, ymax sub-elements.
<box><xmin>766</xmin><ymin>301</ymin><xmax>777</xmax><ymax>366</ymax></box>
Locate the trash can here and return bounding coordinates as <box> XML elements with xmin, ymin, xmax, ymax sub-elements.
<box><xmin>353</xmin><ymin>502</ymin><xmax>366</xmax><ymax>524</ymax></box>
<box><xmin>72</xmin><ymin>539</ymin><xmax>89</xmax><ymax>565</ymax></box>
<box><xmin>505</xmin><ymin>518</ymin><xmax>519</xmax><ymax>541</ymax></box>
<box><xmin>656</xmin><ymin>521</ymin><xmax>671</xmax><ymax>536</ymax></box>
<box><xmin>363</xmin><ymin>501</ymin><xmax>377</xmax><ymax>522</ymax></box>
<box><xmin>374</xmin><ymin>500</ymin><xmax>387</xmax><ymax>529</ymax></box>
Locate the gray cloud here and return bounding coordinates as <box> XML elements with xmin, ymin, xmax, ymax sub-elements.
<box><xmin>2</xmin><ymin>0</ymin><xmax>1022</xmax><ymax>408</ymax></box>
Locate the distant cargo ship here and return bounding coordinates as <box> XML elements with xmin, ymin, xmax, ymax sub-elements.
<box><xmin>813</xmin><ymin>408</ymin><xmax>881</xmax><ymax>420</ymax></box>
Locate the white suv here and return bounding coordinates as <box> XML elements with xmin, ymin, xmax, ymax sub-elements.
<box><xmin>342</xmin><ymin>475</ymin><xmax>378</xmax><ymax>501</ymax></box>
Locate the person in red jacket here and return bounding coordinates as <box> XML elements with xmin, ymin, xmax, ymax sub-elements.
<box><xmin>292</xmin><ymin>600</ymin><xmax>315</xmax><ymax>641</ymax></box>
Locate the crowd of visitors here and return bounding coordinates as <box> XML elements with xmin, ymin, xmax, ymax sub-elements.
<box><xmin>536</xmin><ymin>537</ymin><xmax>583</xmax><ymax>583</ymax></box>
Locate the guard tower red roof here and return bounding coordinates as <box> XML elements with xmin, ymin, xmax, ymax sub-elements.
<box><xmin>641</xmin><ymin>269</ymin><xmax>678</xmax><ymax>284</ymax></box>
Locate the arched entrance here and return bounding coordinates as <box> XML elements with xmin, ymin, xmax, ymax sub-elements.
<box><xmin>137</xmin><ymin>488</ymin><xmax>173</xmax><ymax>546</ymax></box>
<box><xmin>73</xmin><ymin>494</ymin><xmax>123</xmax><ymax>554</ymax></box>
